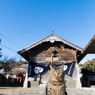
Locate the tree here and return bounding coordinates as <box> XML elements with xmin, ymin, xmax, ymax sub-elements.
<box><xmin>3</xmin><ymin>60</ymin><xmax>27</xmax><ymax>72</ymax></box>
<box><xmin>0</xmin><ymin>39</ymin><xmax>2</xmax><ymax>68</ymax></box>
<box><xmin>79</xmin><ymin>64</ymin><xmax>83</xmax><ymax>67</ymax></box>
<box><xmin>81</xmin><ymin>59</ymin><xmax>95</xmax><ymax>76</ymax></box>
<box><xmin>0</xmin><ymin>39</ymin><xmax>2</xmax><ymax>58</ymax></box>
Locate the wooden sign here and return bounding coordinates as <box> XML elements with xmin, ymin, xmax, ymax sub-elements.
<box><xmin>45</xmin><ymin>57</ymin><xmax>60</xmax><ymax>62</ymax></box>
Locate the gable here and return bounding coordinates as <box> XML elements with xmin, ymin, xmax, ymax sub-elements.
<box><xmin>18</xmin><ymin>33</ymin><xmax>83</xmax><ymax>55</ymax></box>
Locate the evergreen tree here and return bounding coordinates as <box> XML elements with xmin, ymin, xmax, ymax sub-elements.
<box><xmin>0</xmin><ymin>39</ymin><xmax>2</xmax><ymax>58</ymax></box>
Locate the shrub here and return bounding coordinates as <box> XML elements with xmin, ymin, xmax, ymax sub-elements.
<box><xmin>81</xmin><ymin>59</ymin><xmax>95</xmax><ymax>76</ymax></box>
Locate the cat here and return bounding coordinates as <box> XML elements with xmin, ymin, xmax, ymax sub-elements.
<box><xmin>46</xmin><ymin>64</ymin><xmax>67</xmax><ymax>95</ymax></box>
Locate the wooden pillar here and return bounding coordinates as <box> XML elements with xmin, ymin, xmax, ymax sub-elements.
<box><xmin>51</xmin><ymin>54</ymin><xmax>53</xmax><ymax>66</ymax></box>
<box><xmin>76</xmin><ymin>64</ymin><xmax>82</xmax><ymax>88</ymax></box>
<box><xmin>23</xmin><ymin>63</ymin><xmax>28</xmax><ymax>88</ymax></box>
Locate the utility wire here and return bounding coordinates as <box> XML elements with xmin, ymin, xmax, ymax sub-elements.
<box><xmin>1</xmin><ymin>44</ymin><xmax>17</xmax><ymax>53</ymax></box>
<box><xmin>0</xmin><ymin>32</ymin><xmax>23</xmax><ymax>49</ymax></box>
<box><xmin>0</xmin><ymin>43</ymin><xmax>24</xmax><ymax>61</ymax></box>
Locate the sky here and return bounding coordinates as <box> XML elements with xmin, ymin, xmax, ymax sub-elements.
<box><xmin>0</xmin><ymin>0</ymin><xmax>95</xmax><ymax>63</ymax></box>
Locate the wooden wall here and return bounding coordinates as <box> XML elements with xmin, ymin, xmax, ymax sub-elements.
<box><xmin>28</xmin><ymin>42</ymin><xmax>76</xmax><ymax>63</ymax></box>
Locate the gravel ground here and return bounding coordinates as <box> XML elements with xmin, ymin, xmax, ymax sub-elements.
<box><xmin>0</xmin><ymin>87</ymin><xmax>95</xmax><ymax>95</ymax></box>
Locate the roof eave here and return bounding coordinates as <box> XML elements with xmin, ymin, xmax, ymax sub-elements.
<box><xmin>78</xmin><ymin>35</ymin><xmax>95</xmax><ymax>63</ymax></box>
<box><xmin>18</xmin><ymin>33</ymin><xmax>83</xmax><ymax>55</ymax></box>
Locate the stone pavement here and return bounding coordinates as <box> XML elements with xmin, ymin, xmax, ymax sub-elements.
<box><xmin>0</xmin><ymin>87</ymin><xmax>95</xmax><ymax>95</ymax></box>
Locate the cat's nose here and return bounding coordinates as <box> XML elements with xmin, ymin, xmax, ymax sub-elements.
<box><xmin>56</xmin><ymin>75</ymin><xmax>59</xmax><ymax>79</ymax></box>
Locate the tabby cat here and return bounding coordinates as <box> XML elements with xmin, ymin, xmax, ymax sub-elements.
<box><xmin>46</xmin><ymin>64</ymin><xmax>67</xmax><ymax>95</ymax></box>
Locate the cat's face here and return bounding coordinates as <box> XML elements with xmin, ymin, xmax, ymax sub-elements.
<box><xmin>49</xmin><ymin>65</ymin><xmax>65</xmax><ymax>81</ymax></box>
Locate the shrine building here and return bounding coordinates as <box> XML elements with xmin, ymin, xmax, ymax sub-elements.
<box><xmin>18</xmin><ymin>33</ymin><xmax>95</xmax><ymax>88</ymax></box>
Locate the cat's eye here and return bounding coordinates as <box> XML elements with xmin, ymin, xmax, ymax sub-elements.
<box><xmin>57</xmin><ymin>73</ymin><xmax>60</xmax><ymax>75</ymax></box>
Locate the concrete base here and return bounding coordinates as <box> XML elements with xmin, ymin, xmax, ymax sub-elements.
<box><xmin>28</xmin><ymin>80</ymin><xmax>39</xmax><ymax>88</ymax></box>
<box><xmin>66</xmin><ymin>80</ymin><xmax>76</xmax><ymax>88</ymax></box>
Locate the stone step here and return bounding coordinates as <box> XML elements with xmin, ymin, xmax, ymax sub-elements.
<box><xmin>2</xmin><ymin>88</ymin><xmax>95</xmax><ymax>95</ymax></box>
